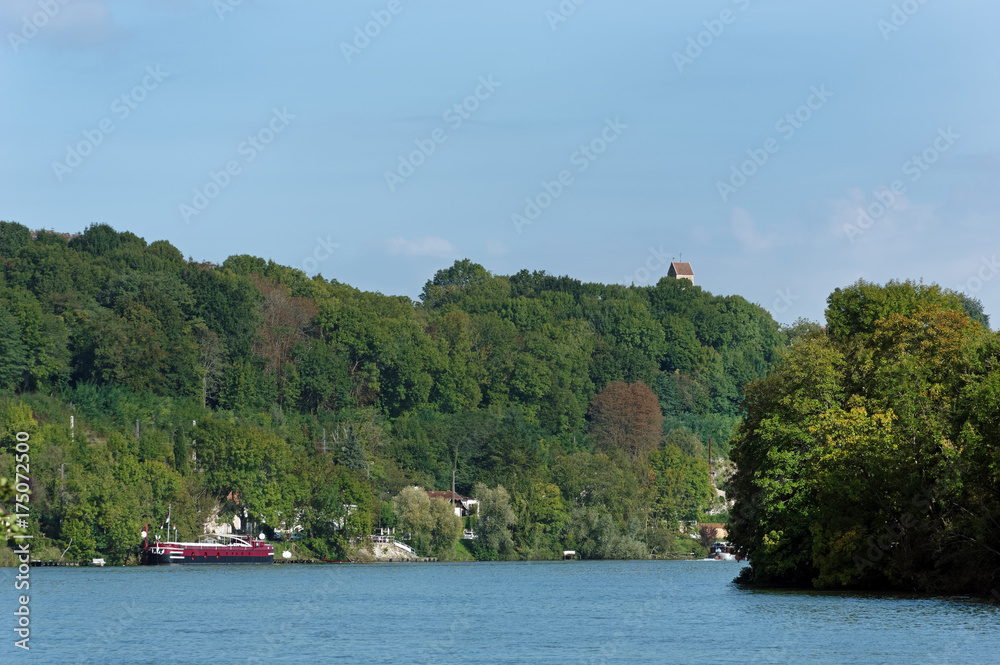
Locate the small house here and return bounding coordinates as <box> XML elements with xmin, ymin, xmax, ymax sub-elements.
<box><xmin>426</xmin><ymin>490</ymin><xmax>478</xmax><ymax>517</ymax></box>
<box><xmin>667</xmin><ymin>261</ymin><xmax>694</xmax><ymax>284</ymax></box>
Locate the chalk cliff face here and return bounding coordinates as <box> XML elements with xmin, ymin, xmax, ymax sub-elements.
<box><xmin>362</xmin><ymin>539</ymin><xmax>420</xmax><ymax>562</ymax></box>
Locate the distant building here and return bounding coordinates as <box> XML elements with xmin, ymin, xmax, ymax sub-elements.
<box><xmin>698</xmin><ymin>523</ymin><xmax>727</xmax><ymax>540</ymax></box>
<box><xmin>668</xmin><ymin>261</ymin><xmax>694</xmax><ymax>284</ymax></box>
<box><xmin>426</xmin><ymin>490</ymin><xmax>478</xmax><ymax>517</ymax></box>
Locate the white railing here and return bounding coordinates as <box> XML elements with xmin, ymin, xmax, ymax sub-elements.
<box><xmin>393</xmin><ymin>540</ymin><xmax>416</xmax><ymax>555</ymax></box>
<box><xmin>372</xmin><ymin>535</ymin><xmax>416</xmax><ymax>555</ymax></box>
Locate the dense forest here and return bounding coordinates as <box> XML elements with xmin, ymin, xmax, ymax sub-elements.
<box><xmin>730</xmin><ymin>280</ymin><xmax>999</xmax><ymax>597</ymax></box>
<box><xmin>0</xmin><ymin>222</ymin><xmax>788</xmax><ymax>564</ymax></box>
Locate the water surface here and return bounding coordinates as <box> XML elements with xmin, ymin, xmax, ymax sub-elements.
<box><xmin>2</xmin><ymin>560</ymin><xmax>997</xmax><ymax>663</ymax></box>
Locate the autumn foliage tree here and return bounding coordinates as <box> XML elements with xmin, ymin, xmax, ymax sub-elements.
<box><xmin>588</xmin><ymin>381</ymin><xmax>663</xmax><ymax>461</ymax></box>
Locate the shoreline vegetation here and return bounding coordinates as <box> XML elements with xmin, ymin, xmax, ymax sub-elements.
<box><xmin>0</xmin><ymin>222</ymin><xmax>772</xmax><ymax>566</ymax></box>
<box><xmin>729</xmin><ymin>281</ymin><xmax>999</xmax><ymax>599</ymax></box>
<box><xmin>0</xmin><ymin>224</ymin><xmax>995</xmax><ymax>600</ymax></box>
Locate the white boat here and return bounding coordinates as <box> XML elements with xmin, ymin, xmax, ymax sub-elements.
<box><xmin>708</xmin><ymin>542</ymin><xmax>736</xmax><ymax>560</ymax></box>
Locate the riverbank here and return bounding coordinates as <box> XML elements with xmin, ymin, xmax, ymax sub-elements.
<box><xmin>733</xmin><ymin>564</ymin><xmax>1000</xmax><ymax>602</ymax></box>
<box><xmin>0</xmin><ymin>544</ymin><xmax>707</xmax><ymax>567</ymax></box>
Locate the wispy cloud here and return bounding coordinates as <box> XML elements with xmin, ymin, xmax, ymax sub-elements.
<box><xmin>384</xmin><ymin>236</ymin><xmax>458</xmax><ymax>258</ymax></box>
<box><xmin>827</xmin><ymin>186</ymin><xmax>936</xmax><ymax>245</ymax></box>
<box><xmin>2</xmin><ymin>1</ymin><xmax>125</xmax><ymax>50</ymax></box>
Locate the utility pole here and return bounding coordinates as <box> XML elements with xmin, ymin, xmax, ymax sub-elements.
<box><xmin>709</xmin><ymin>438</ymin><xmax>713</xmax><ymax>478</ymax></box>
<box><xmin>59</xmin><ymin>463</ymin><xmax>67</xmax><ymax>510</ymax></box>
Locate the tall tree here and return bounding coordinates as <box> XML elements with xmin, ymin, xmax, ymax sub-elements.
<box><xmin>587</xmin><ymin>381</ymin><xmax>663</xmax><ymax>461</ymax></box>
<box><xmin>731</xmin><ymin>281</ymin><xmax>999</xmax><ymax>594</ymax></box>
<box><xmin>473</xmin><ymin>483</ymin><xmax>516</xmax><ymax>558</ymax></box>
<box><xmin>0</xmin><ymin>308</ymin><xmax>27</xmax><ymax>390</ymax></box>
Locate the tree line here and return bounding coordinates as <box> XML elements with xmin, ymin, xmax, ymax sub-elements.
<box><xmin>0</xmin><ymin>222</ymin><xmax>788</xmax><ymax>563</ymax></box>
<box><xmin>729</xmin><ymin>280</ymin><xmax>998</xmax><ymax>596</ymax></box>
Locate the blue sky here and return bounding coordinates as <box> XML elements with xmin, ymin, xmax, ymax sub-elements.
<box><xmin>3</xmin><ymin>0</ymin><xmax>999</xmax><ymax>325</ymax></box>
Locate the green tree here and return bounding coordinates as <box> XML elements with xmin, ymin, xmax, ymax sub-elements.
<box><xmin>564</xmin><ymin>506</ymin><xmax>648</xmax><ymax>559</ymax></box>
<box><xmin>194</xmin><ymin>419</ymin><xmax>291</xmax><ymax>524</ymax></box>
<box><xmin>649</xmin><ymin>440</ymin><xmax>711</xmax><ymax>522</ymax></box>
<box><xmin>0</xmin><ymin>476</ymin><xmax>29</xmax><ymax>541</ymax></box>
<box><xmin>61</xmin><ymin>516</ymin><xmax>98</xmax><ymax>561</ymax></box>
<box><xmin>731</xmin><ymin>281</ymin><xmax>1000</xmax><ymax>595</ymax></box>
<box><xmin>428</xmin><ymin>498</ymin><xmax>463</xmax><ymax>558</ymax></box>
<box><xmin>958</xmin><ymin>293</ymin><xmax>990</xmax><ymax>329</ymax></box>
<box><xmin>0</xmin><ymin>221</ymin><xmax>32</xmax><ymax>257</ymax></box>
<box><xmin>420</xmin><ymin>259</ymin><xmax>492</xmax><ymax>308</ymax></box>
<box><xmin>393</xmin><ymin>486</ymin><xmax>432</xmax><ymax>554</ymax></box>
<box><xmin>473</xmin><ymin>483</ymin><xmax>516</xmax><ymax>558</ymax></box>
<box><xmin>0</xmin><ymin>309</ymin><xmax>27</xmax><ymax>390</ymax></box>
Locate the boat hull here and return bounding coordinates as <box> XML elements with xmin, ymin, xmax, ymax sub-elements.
<box><xmin>141</xmin><ymin>541</ymin><xmax>274</xmax><ymax>565</ymax></box>
<box><xmin>142</xmin><ymin>551</ymin><xmax>274</xmax><ymax>565</ymax></box>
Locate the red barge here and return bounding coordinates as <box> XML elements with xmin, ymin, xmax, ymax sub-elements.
<box><xmin>141</xmin><ymin>532</ymin><xmax>274</xmax><ymax>565</ymax></box>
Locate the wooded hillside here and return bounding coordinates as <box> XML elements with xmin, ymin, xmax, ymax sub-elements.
<box><xmin>0</xmin><ymin>222</ymin><xmax>787</xmax><ymax>563</ymax></box>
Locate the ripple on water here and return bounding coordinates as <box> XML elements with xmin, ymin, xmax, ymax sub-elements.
<box><xmin>1</xmin><ymin>560</ymin><xmax>997</xmax><ymax>664</ymax></box>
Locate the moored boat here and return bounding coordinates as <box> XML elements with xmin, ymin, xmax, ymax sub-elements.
<box><xmin>708</xmin><ymin>541</ymin><xmax>736</xmax><ymax>561</ymax></box>
<box><xmin>141</xmin><ymin>530</ymin><xmax>273</xmax><ymax>565</ymax></box>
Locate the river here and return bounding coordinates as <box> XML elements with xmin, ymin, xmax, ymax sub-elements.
<box><xmin>2</xmin><ymin>560</ymin><xmax>998</xmax><ymax>663</ymax></box>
